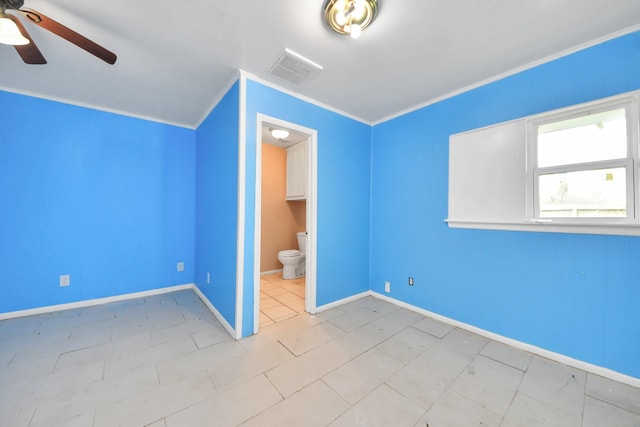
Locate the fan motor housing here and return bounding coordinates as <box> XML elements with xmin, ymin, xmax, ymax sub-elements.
<box><xmin>1</xmin><ymin>0</ymin><xmax>24</xmax><ymax>10</ymax></box>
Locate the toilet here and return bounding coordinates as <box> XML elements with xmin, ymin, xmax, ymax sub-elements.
<box><xmin>277</xmin><ymin>232</ymin><xmax>307</xmax><ymax>280</ymax></box>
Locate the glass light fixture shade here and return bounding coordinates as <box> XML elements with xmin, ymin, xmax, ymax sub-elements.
<box><xmin>271</xmin><ymin>129</ymin><xmax>290</xmax><ymax>140</ymax></box>
<box><xmin>323</xmin><ymin>0</ymin><xmax>378</xmax><ymax>37</ymax></box>
<box><xmin>0</xmin><ymin>15</ymin><xmax>29</xmax><ymax>46</ymax></box>
<box><xmin>349</xmin><ymin>23</ymin><xmax>362</xmax><ymax>39</ymax></box>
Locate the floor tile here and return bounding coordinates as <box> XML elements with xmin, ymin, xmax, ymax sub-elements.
<box><xmin>412</xmin><ymin>316</ymin><xmax>455</xmax><ymax>338</ymax></box>
<box><xmin>208</xmin><ymin>340</ymin><xmax>293</xmax><ymax>391</ymax></box>
<box><xmin>259</xmin><ymin>312</ymin><xmax>275</xmax><ymax>327</ymax></box>
<box><xmin>266</xmin><ymin>324</ymin><xmax>392</xmax><ymax>397</ymax></box>
<box><xmin>323</xmin><ymin>348</ymin><xmax>404</xmax><ymax>405</ymax></box>
<box><xmin>277</xmin><ymin>320</ymin><xmax>346</xmax><ymax>356</ymax></box>
<box><xmin>262</xmin><ymin>304</ymin><xmax>297</xmax><ymax>322</ymax></box>
<box><xmin>240</xmin><ymin>380</ymin><xmax>349</xmax><ymax>427</ymax></box>
<box><xmin>166</xmin><ymin>374</ymin><xmax>282</xmax><ymax>427</ymax></box>
<box><xmin>421</xmin><ymin>389</ymin><xmax>502</xmax><ymax>427</ymax></box>
<box><xmin>104</xmin><ymin>336</ymin><xmax>197</xmax><ymax>379</ymax></box>
<box><xmin>29</xmin><ymin>364</ymin><xmax>160</xmax><ymax>427</ymax></box>
<box><xmin>518</xmin><ymin>356</ymin><xmax>586</xmax><ymax>416</ymax></box>
<box><xmin>257</xmin><ymin>272</ymin><xmax>307</xmax><ymax>325</ymax></box>
<box><xmin>582</xmin><ymin>395</ymin><xmax>640</xmax><ymax>427</ymax></box>
<box><xmin>375</xmin><ymin>326</ymin><xmax>439</xmax><ymax>365</ymax></box>
<box><xmin>93</xmin><ymin>370</ymin><xmax>215</xmax><ymax>427</ymax></box>
<box><xmin>263</xmin><ymin>287</ymin><xmax>290</xmax><ymax>298</ymax></box>
<box><xmin>329</xmin><ymin>384</ymin><xmax>425</xmax><ymax>427</ymax></box>
<box><xmin>259</xmin><ymin>296</ymin><xmax>281</xmax><ymax>310</ymax></box>
<box><xmin>330</xmin><ymin>306</ymin><xmax>387</xmax><ymax>332</ymax></box>
<box><xmin>191</xmin><ymin>326</ymin><xmax>232</xmax><ymax>349</ymax></box>
<box><xmin>385</xmin><ymin>329</ymin><xmax>488</xmax><ymax>408</ymax></box>
<box><xmin>370</xmin><ymin>307</ymin><xmax>423</xmax><ymax>335</ymax></box>
<box><xmin>585</xmin><ymin>373</ymin><xmax>640</xmax><ymax>414</ymax></box>
<box><xmin>155</xmin><ymin>340</ymin><xmax>246</xmax><ymax>385</ymax></box>
<box><xmin>450</xmin><ymin>354</ymin><xmax>523</xmax><ymax>415</ymax></box>
<box><xmin>501</xmin><ymin>392</ymin><xmax>581</xmax><ymax>427</ymax></box>
<box><xmin>48</xmin><ymin>411</ymin><xmax>96</xmax><ymax>427</ymax></box>
<box><xmin>480</xmin><ymin>340</ymin><xmax>532</xmax><ymax>371</ymax></box>
<box><xmin>2</xmin><ymin>290</ymin><xmax>639</xmax><ymax>427</ymax></box>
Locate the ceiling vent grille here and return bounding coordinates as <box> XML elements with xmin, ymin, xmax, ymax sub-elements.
<box><xmin>268</xmin><ymin>48</ymin><xmax>323</xmax><ymax>85</ymax></box>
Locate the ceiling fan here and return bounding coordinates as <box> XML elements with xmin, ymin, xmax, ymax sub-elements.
<box><xmin>0</xmin><ymin>0</ymin><xmax>116</xmax><ymax>64</ymax></box>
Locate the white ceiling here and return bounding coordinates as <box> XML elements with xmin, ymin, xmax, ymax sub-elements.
<box><xmin>2</xmin><ymin>0</ymin><xmax>640</xmax><ymax>129</ymax></box>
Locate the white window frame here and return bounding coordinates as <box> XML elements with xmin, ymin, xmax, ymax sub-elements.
<box><xmin>526</xmin><ymin>96</ymin><xmax>639</xmax><ymax>227</ymax></box>
<box><xmin>447</xmin><ymin>90</ymin><xmax>640</xmax><ymax>237</ymax></box>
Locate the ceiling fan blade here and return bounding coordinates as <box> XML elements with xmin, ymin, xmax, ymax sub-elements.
<box><xmin>6</xmin><ymin>13</ymin><xmax>46</xmax><ymax>64</ymax></box>
<box><xmin>18</xmin><ymin>8</ymin><xmax>117</xmax><ymax>64</ymax></box>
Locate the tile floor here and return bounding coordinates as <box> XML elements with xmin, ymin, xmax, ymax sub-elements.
<box><xmin>1</xmin><ymin>289</ymin><xmax>639</xmax><ymax>427</ymax></box>
<box><xmin>259</xmin><ymin>272</ymin><xmax>305</xmax><ymax>327</ymax></box>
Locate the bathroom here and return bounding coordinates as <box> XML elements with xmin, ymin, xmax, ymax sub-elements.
<box><xmin>259</xmin><ymin>124</ymin><xmax>308</xmax><ymax>326</ymax></box>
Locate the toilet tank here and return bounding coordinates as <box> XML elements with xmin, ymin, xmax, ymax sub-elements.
<box><xmin>297</xmin><ymin>232</ymin><xmax>307</xmax><ymax>253</ymax></box>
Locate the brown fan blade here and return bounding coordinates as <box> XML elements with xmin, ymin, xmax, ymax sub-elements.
<box><xmin>6</xmin><ymin>14</ymin><xmax>46</xmax><ymax>64</ymax></box>
<box><xmin>18</xmin><ymin>8</ymin><xmax>117</xmax><ymax>64</ymax></box>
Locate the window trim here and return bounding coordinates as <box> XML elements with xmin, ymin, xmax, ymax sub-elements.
<box><xmin>525</xmin><ymin>94</ymin><xmax>640</xmax><ymax>227</ymax></box>
<box><xmin>447</xmin><ymin>89</ymin><xmax>640</xmax><ymax>237</ymax></box>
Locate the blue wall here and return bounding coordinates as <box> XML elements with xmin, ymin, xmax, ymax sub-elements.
<box><xmin>0</xmin><ymin>91</ymin><xmax>196</xmax><ymax>313</ymax></box>
<box><xmin>195</xmin><ymin>82</ymin><xmax>240</xmax><ymax>328</ymax></box>
<box><xmin>3</xmin><ymin>29</ymin><xmax>638</xmax><ymax>379</ymax></box>
<box><xmin>370</xmin><ymin>31</ymin><xmax>640</xmax><ymax>378</ymax></box>
<box><xmin>241</xmin><ymin>79</ymin><xmax>372</xmax><ymax>336</ymax></box>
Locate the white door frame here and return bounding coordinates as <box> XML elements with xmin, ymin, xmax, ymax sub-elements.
<box><xmin>254</xmin><ymin>114</ymin><xmax>318</xmax><ymax>333</ymax></box>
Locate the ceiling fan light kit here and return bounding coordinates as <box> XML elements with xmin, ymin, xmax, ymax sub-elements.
<box><xmin>0</xmin><ymin>11</ymin><xmax>27</xmax><ymax>45</ymax></box>
<box><xmin>0</xmin><ymin>0</ymin><xmax>116</xmax><ymax>64</ymax></box>
<box><xmin>323</xmin><ymin>0</ymin><xmax>378</xmax><ymax>39</ymax></box>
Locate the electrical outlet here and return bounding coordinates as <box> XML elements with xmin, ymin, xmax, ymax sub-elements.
<box><xmin>59</xmin><ymin>274</ymin><xmax>70</xmax><ymax>287</ymax></box>
<box><xmin>384</xmin><ymin>281</ymin><xmax>390</xmax><ymax>293</ymax></box>
<box><xmin>408</xmin><ymin>276</ymin><xmax>414</xmax><ymax>286</ymax></box>
<box><xmin>177</xmin><ymin>262</ymin><xmax>184</xmax><ymax>272</ymax></box>
<box><xmin>207</xmin><ymin>272</ymin><xmax>211</xmax><ymax>284</ymax></box>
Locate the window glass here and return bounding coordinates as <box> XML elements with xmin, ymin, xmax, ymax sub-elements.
<box><xmin>538</xmin><ymin>167</ymin><xmax>627</xmax><ymax>218</ymax></box>
<box><xmin>537</xmin><ymin>108</ymin><xmax>627</xmax><ymax>167</ymax></box>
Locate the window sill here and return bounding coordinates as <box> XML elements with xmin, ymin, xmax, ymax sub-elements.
<box><xmin>445</xmin><ymin>219</ymin><xmax>640</xmax><ymax>237</ymax></box>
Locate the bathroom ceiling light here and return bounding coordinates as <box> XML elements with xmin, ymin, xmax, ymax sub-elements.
<box><xmin>271</xmin><ymin>129</ymin><xmax>290</xmax><ymax>140</ymax></box>
<box><xmin>323</xmin><ymin>0</ymin><xmax>378</xmax><ymax>39</ymax></box>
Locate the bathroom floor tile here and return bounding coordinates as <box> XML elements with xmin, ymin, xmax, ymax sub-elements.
<box><xmin>259</xmin><ymin>272</ymin><xmax>306</xmax><ymax>326</ymax></box>
<box><xmin>262</xmin><ymin>305</ymin><xmax>297</xmax><ymax>322</ymax></box>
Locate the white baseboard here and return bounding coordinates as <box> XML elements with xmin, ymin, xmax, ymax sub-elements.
<box><xmin>0</xmin><ymin>283</ymin><xmax>236</xmax><ymax>340</ymax></box>
<box><xmin>370</xmin><ymin>291</ymin><xmax>640</xmax><ymax>389</ymax></box>
<box><xmin>0</xmin><ymin>284</ymin><xmax>194</xmax><ymax>321</ymax></box>
<box><xmin>191</xmin><ymin>286</ymin><xmax>236</xmax><ymax>338</ymax></box>
<box><xmin>314</xmin><ymin>290</ymin><xmax>371</xmax><ymax>313</ymax></box>
<box><xmin>260</xmin><ymin>269</ymin><xmax>283</xmax><ymax>276</ymax></box>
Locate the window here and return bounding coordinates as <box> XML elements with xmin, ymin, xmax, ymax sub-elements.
<box><xmin>448</xmin><ymin>91</ymin><xmax>640</xmax><ymax>236</ymax></box>
<box><xmin>530</xmin><ymin>99</ymin><xmax>638</xmax><ymax>224</ymax></box>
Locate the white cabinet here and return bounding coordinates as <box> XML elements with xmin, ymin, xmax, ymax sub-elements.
<box><xmin>286</xmin><ymin>142</ymin><xmax>307</xmax><ymax>200</ymax></box>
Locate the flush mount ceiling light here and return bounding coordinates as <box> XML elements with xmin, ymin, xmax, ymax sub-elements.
<box><xmin>323</xmin><ymin>0</ymin><xmax>378</xmax><ymax>39</ymax></box>
<box><xmin>0</xmin><ymin>10</ymin><xmax>28</xmax><ymax>45</ymax></box>
<box><xmin>271</xmin><ymin>129</ymin><xmax>290</xmax><ymax>140</ymax></box>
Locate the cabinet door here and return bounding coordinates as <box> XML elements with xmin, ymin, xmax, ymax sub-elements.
<box><xmin>286</xmin><ymin>142</ymin><xmax>307</xmax><ymax>200</ymax></box>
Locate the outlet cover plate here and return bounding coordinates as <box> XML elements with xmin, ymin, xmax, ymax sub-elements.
<box><xmin>60</xmin><ymin>275</ymin><xmax>70</xmax><ymax>287</ymax></box>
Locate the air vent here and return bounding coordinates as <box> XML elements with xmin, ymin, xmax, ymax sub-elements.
<box><xmin>268</xmin><ymin>48</ymin><xmax>323</xmax><ymax>85</ymax></box>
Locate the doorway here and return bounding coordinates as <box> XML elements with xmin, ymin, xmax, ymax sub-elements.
<box><xmin>254</xmin><ymin>114</ymin><xmax>317</xmax><ymax>334</ymax></box>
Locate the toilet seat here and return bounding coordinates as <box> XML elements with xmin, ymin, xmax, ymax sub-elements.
<box><xmin>279</xmin><ymin>249</ymin><xmax>301</xmax><ymax>257</ymax></box>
